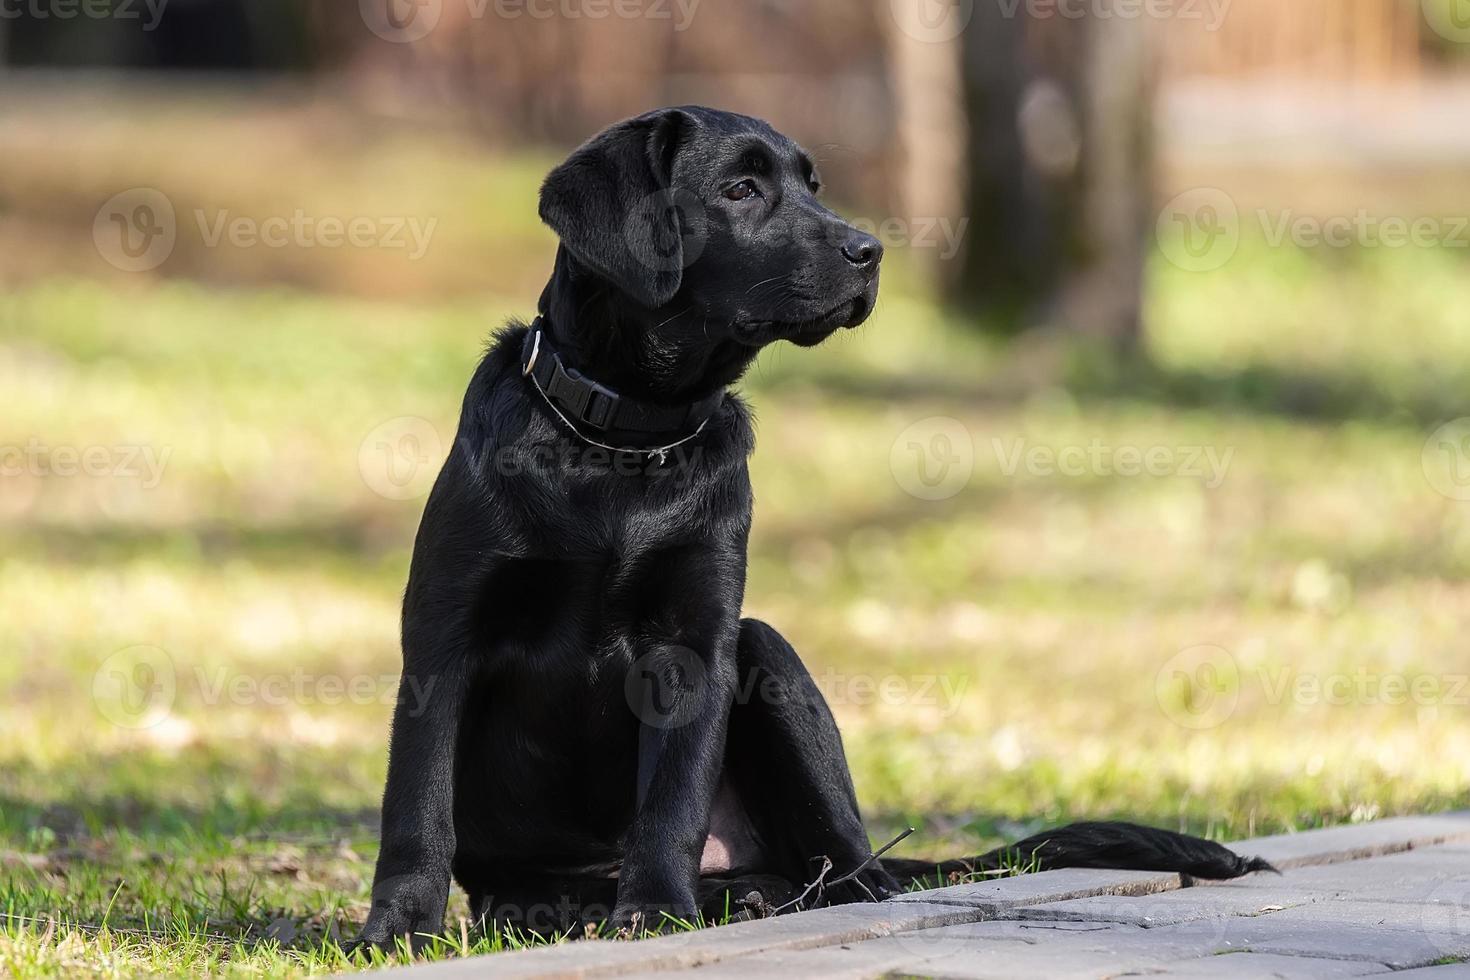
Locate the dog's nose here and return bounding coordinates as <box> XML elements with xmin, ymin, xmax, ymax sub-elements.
<box><xmin>841</xmin><ymin>231</ymin><xmax>884</xmax><ymax>269</ymax></box>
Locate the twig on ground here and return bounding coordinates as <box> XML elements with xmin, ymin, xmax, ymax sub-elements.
<box><xmin>769</xmin><ymin>856</ymin><xmax>833</xmax><ymax>915</ymax></box>
<box><xmin>826</xmin><ymin>827</ymin><xmax>915</xmax><ymax>890</ymax></box>
<box><xmin>769</xmin><ymin>826</ymin><xmax>916</xmax><ymax>915</ymax></box>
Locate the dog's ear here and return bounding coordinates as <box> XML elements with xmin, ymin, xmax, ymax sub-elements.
<box><xmin>539</xmin><ymin>108</ymin><xmax>696</xmax><ymax>309</ymax></box>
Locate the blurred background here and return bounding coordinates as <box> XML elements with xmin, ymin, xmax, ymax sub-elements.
<box><xmin>3</xmin><ymin>0</ymin><xmax>1470</xmax><ymax>973</ymax></box>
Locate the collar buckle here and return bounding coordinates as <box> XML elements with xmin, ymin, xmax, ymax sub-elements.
<box><xmin>546</xmin><ymin>358</ymin><xmax>619</xmax><ymax>430</ymax></box>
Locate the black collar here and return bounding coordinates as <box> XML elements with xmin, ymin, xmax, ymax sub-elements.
<box><xmin>520</xmin><ymin>320</ymin><xmax>726</xmax><ymax>452</ymax></box>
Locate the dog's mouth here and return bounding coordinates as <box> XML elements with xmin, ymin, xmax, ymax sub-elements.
<box><xmin>737</xmin><ymin>291</ymin><xmax>875</xmax><ymax>349</ymax></box>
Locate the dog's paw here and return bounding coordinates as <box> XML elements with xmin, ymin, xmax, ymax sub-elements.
<box><xmin>608</xmin><ymin>895</ymin><xmax>698</xmax><ymax>937</ymax></box>
<box><xmin>347</xmin><ymin>874</ymin><xmax>448</xmax><ymax>957</ymax></box>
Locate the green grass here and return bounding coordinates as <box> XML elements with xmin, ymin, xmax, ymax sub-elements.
<box><xmin>4</xmin><ymin>99</ymin><xmax>1470</xmax><ymax>975</ymax></box>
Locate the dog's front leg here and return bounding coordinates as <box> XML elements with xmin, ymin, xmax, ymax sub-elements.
<box><xmin>613</xmin><ymin>552</ymin><xmax>743</xmax><ymax>930</ymax></box>
<box><xmin>354</xmin><ymin>649</ymin><xmax>467</xmax><ymax>952</ymax></box>
<box><xmin>353</xmin><ymin>471</ymin><xmax>495</xmax><ymax>953</ymax></box>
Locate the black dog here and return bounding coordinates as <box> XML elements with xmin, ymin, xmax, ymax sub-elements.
<box><xmin>354</xmin><ymin>107</ymin><xmax>1271</xmax><ymax>949</ymax></box>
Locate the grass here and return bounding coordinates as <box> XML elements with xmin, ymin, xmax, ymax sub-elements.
<box><xmin>3</xmin><ymin>93</ymin><xmax>1470</xmax><ymax>975</ymax></box>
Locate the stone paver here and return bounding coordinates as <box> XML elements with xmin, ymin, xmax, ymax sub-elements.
<box><xmin>377</xmin><ymin>813</ymin><xmax>1470</xmax><ymax>979</ymax></box>
<box><xmin>887</xmin><ymin>867</ymin><xmax>1183</xmax><ymax>910</ymax></box>
<box><xmin>395</xmin><ymin>901</ymin><xmax>981</xmax><ymax>979</ymax></box>
<box><xmin>1242</xmin><ymin>813</ymin><xmax>1470</xmax><ymax>870</ymax></box>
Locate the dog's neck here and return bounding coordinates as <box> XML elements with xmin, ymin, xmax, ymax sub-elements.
<box><xmin>538</xmin><ymin>248</ymin><xmax>759</xmax><ymax>405</ymax></box>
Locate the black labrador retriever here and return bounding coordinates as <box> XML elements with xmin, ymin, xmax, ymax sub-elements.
<box><xmin>353</xmin><ymin>106</ymin><xmax>1270</xmax><ymax>949</ymax></box>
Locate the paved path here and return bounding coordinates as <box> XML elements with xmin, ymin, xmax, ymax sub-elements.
<box><xmin>387</xmin><ymin>813</ymin><xmax>1470</xmax><ymax>979</ymax></box>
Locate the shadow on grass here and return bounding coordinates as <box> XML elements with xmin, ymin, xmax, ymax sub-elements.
<box><xmin>1</xmin><ymin>513</ymin><xmax>413</xmax><ymax>571</ymax></box>
<box><xmin>1066</xmin><ymin>356</ymin><xmax>1464</xmax><ymax>431</ymax></box>
<box><xmin>0</xmin><ymin>789</ymin><xmax>380</xmax><ymax>847</ymax></box>
<box><xmin>801</xmin><ymin>346</ymin><xmax>1463</xmax><ymax>431</ymax></box>
<box><xmin>0</xmin><ymin>746</ymin><xmax>383</xmax><ymax>846</ymax></box>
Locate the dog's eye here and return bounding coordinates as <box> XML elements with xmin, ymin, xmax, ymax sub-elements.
<box><xmin>724</xmin><ymin>180</ymin><xmax>759</xmax><ymax>202</ymax></box>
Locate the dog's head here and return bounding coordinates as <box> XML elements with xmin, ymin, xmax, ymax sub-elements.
<box><xmin>539</xmin><ymin>106</ymin><xmax>882</xmax><ymax>350</ymax></box>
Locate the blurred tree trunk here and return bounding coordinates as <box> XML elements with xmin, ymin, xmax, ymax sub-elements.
<box><xmin>953</xmin><ymin>9</ymin><xmax>1159</xmax><ymax>348</ymax></box>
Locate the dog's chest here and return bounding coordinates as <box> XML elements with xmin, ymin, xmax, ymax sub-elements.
<box><xmin>477</xmin><ymin>543</ymin><xmax>710</xmax><ymax>663</ymax></box>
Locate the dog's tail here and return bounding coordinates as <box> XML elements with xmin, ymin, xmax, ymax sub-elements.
<box><xmin>881</xmin><ymin>821</ymin><xmax>1277</xmax><ymax>889</ymax></box>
